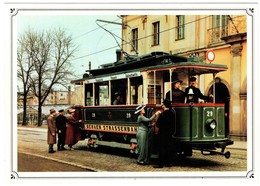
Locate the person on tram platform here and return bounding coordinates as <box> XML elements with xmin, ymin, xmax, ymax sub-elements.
<box><xmin>135</xmin><ymin>105</ymin><xmax>161</xmax><ymax>165</ymax></box>
<box><xmin>153</xmin><ymin>99</ymin><xmax>176</xmax><ymax>168</ymax></box>
<box><xmin>165</xmin><ymin>79</ymin><xmax>185</xmax><ymax>103</ymax></box>
<box><xmin>185</xmin><ymin>76</ymin><xmax>213</xmax><ymax>103</ymax></box>
<box><xmin>113</xmin><ymin>92</ymin><xmax>123</xmax><ymax>105</ymax></box>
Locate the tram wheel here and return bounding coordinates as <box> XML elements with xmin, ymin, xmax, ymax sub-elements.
<box><xmin>224</xmin><ymin>151</ymin><xmax>231</xmax><ymax>159</ymax></box>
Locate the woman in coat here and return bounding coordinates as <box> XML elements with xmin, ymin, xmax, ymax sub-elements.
<box><xmin>47</xmin><ymin>108</ymin><xmax>57</xmax><ymax>153</ymax></box>
<box><xmin>135</xmin><ymin>105</ymin><xmax>161</xmax><ymax>165</ymax></box>
<box><xmin>65</xmin><ymin>109</ymin><xmax>82</xmax><ymax>150</ymax></box>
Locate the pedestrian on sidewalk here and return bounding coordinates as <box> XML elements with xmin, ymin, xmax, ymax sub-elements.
<box><xmin>65</xmin><ymin>109</ymin><xmax>82</xmax><ymax>150</ymax></box>
<box><xmin>56</xmin><ymin>109</ymin><xmax>68</xmax><ymax>151</ymax></box>
<box><xmin>47</xmin><ymin>108</ymin><xmax>57</xmax><ymax>153</ymax></box>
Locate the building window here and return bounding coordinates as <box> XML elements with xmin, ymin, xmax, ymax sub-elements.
<box><xmin>176</xmin><ymin>15</ymin><xmax>185</xmax><ymax>40</ymax></box>
<box><xmin>131</xmin><ymin>28</ymin><xmax>138</xmax><ymax>51</ymax></box>
<box><xmin>212</xmin><ymin>15</ymin><xmax>229</xmax><ymax>37</ymax></box>
<box><xmin>209</xmin><ymin>15</ymin><xmax>229</xmax><ymax>44</ymax></box>
<box><xmin>152</xmin><ymin>21</ymin><xmax>160</xmax><ymax>46</ymax></box>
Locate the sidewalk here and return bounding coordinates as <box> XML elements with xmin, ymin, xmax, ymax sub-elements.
<box><xmin>227</xmin><ymin>140</ymin><xmax>247</xmax><ymax>150</ymax></box>
<box><xmin>18</xmin><ymin>126</ymin><xmax>247</xmax><ymax>151</ymax></box>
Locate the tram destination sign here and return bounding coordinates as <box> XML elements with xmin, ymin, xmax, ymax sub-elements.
<box><xmin>84</xmin><ymin>124</ymin><xmax>138</xmax><ymax>134</ymax></box>
<box><xmin>85</xmin><ymin>71</ymin><xmax>141</xmax><ymax>84</ymax></box>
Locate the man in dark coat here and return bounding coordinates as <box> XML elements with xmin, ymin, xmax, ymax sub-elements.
<box><xmin>166</xmin><ymin>79</ymin><xmax>185</xmax><ymax>103</ymax></box>
<box><xmin>153</xmin><ymin>99</ymin><xmax>176</xmax><ymax>168</ymax></box>
<box><xmin>185</xmin><ymin>76</ymin><xmax>213</xmax><ymax>103</ymax></box>
<box><xmin>56</xmin><ymin>109</ymin><xmax>67</xmax><ymax>151</ymax></box>
<box><xmin>47</xmin><ymin>108</ymin><xmax>57</xmax><ymax>153</ymax></box>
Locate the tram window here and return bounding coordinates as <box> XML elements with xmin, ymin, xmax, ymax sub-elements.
<box><xmin>99</xmin><ymin>85</ymin><xmax>109</xmax><ymax>106</ymax></box>
<box><xmin>148</xmin><ymin>85</ymin><xmax>161</xmax><ymax>104</ymax></box>
<box><xmin>111</xmin><ymin>79</ymin><xmax>127</xmax><ymax>105</ymax></box>
<box><xmin>85</xmin><ymin>84</ymin><xmax>93</xmax><ymax>106</ymax></box>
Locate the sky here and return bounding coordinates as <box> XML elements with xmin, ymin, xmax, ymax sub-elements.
<box><xmin>16</xmin><ymin>13</ymin><xmax>123</xmax><ymax>79</ymax></box>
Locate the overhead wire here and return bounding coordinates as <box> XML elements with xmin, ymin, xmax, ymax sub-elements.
<box><xmin>73</xmin><ymin>15</ymin><xmax>239</xmax><ymax>61</ymax></box>
<box><xmin>73</xmin><ymin>18</ymin><xmax>121</xmax><ymax>40</ymax></box>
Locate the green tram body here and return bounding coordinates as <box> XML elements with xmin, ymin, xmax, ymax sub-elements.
<box><xmin>72</xmin><ymin>51</ymin><xmax>233</xmax><ymax>158</ymax></box>
<box><xmin>75</xmin><ymin>103</ymin><xmax>233</xmax><ymax>158</ymax></box>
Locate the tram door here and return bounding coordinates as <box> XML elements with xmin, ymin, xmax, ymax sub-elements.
<box><xmin>209</xmin><ymin>82</ymin><xmax>230</xmax><ymax>137</ymax></box>
<box><xmin>148</xmin><ymin>85</ymin><xmax>161</xmax><ymax>104</ymax></box>
<box><xmin>130</xmin><ymin>76</ymin><xmax>143</xmax><ymax>104</ymax></box>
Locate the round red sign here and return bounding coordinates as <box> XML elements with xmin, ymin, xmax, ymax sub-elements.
<box><xmin>206</xmin><ymin>50</ymin><xmax>215</xmax><ymax>62</ymax></box>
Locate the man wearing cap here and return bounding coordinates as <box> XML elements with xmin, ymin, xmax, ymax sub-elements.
<box><xmin>135</xmin><ymin>105</ymin><xmax>161</xmax><ymax>165</ymax></box>
<box><xmin>56</xmin><ymin>109</ymin><xmax>68</xmax><ymax>151</ymax></box>
<box><xmin>166</xmin><ymin>79</ymin><xmax>185</xmax><ymax>103</ymax></box>
<box><xmin>185</xmin><ymin>76</ymin><xmax>213</xmax><ymax>103</ymax></box>
<box><xmin>47</xmin><ymin>108</ymin><xmax>57</xmax><ymax>153</ymax></box>
<box><xmin>113</xmin><ymin>92</ymin><xmax>122</xmax><ymax>105</ymax></box>
<box><xmin>153</xmin><ymin>99</ymin><xmax>176</xmax><ymax>168</ymax></box>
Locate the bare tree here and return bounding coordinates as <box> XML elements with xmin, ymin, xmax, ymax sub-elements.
<box><xmin>17</xmin><ymin>33</ymin><xmax>35</xmax><ymax>125</ymax></box>
<box><xmin>18</xmin><ymin>28</ymin><xmax>77</xmax><ymax>126</ymax></box>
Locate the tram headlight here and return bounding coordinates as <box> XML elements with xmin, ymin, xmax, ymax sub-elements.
<box><xmin>206</xmin><ymin>119</ymin><xmax>216</xmax><ymax>131</ymax></box>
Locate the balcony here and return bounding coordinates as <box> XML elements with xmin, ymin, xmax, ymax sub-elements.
<box><xmin>208</xmin><ymin>16</ymin><xmax>247</xmax><ymax>45</ymax></box>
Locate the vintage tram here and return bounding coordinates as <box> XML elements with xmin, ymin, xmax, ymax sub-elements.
<box><xmin>72</xmin><ymin>51</ymin><xmax>233</xmax><ymax>159</ymax></box>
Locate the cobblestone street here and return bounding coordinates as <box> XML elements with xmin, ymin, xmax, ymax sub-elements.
<box><xmin>15</xmin><ymin>126</ymin><xmax>249</xmax><ymax>176</ymax></box>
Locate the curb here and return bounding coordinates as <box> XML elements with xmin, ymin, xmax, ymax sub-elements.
<box><xmin>18</xmin><ymin>151</ymin><xmax>104</xmax><ymax>172</ymax></box>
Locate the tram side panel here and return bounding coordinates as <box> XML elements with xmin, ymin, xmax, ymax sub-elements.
<box><xmin>173</xmin><ymin>106</ymin><xmax>199</xmax><ymax>141</ymax></box>
<box><xmin>80</xmin><ymin>106</ymin><xmax>139</xmax><ymax>145</ymax></box>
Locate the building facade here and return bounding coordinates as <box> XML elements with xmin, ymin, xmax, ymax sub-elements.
<box><xmin>18</xmin><ymin>87</ymin><xmax>73</xmax><ymax>106</ymax></box>
<box><xmin>120</xmin><ymin>15</ymin><xmax>247</xmax><ymax>140</ymax></box>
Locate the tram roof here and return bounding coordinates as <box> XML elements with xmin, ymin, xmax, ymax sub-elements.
<box><xmin>71</xmin><ymin>52</ymin><xmax>228</xmax><ymax>84</ymax></box>
<box><xmin>142</xmin><ymin>61</ymin><xmax>228</xmax><ymax>74</ymax></box>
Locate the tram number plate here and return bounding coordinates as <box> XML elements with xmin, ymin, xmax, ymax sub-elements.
<box><xmin>126</xmin><ymin>113</ymin><xmax>131</xmax><ymax>118</ymax></box>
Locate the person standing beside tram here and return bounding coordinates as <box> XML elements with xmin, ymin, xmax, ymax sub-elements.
<box><xmin>47</xmin><ymin>108</ymin><xmax>57</xmax><ymax>153</ymax></box>
<box><xmin>153</xmin><ymin>99</ymin><xmax>176</xmax><ymax>168</ymax></box>
<box><xmin>165</xmin><ymin>79</ymin><xmax>185</xmax><ymax>103</ymax></box>
<box><xmin>56</xmin><ymin>109</ymin><xmax>68</xmax><ymax>151</ymax></box>
<box><xmin>185</xmin><ymin>76</ymin><xmax>213</xmax><ymax>103</ymax></box>
<box><xmin>135</xmin><ymin>105</ymin><xmax>161</xmax><ymax>165</ymax></box>
<box><xmin>65</xmin><ymin>109</ymin><xmax>82</xmax><ymax>150</ymax></box>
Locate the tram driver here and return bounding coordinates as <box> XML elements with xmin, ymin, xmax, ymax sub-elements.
<box><xmin>185</xmin><ymin>76</ymin><xmax>213</xmax><ymax>103</ymax></box>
